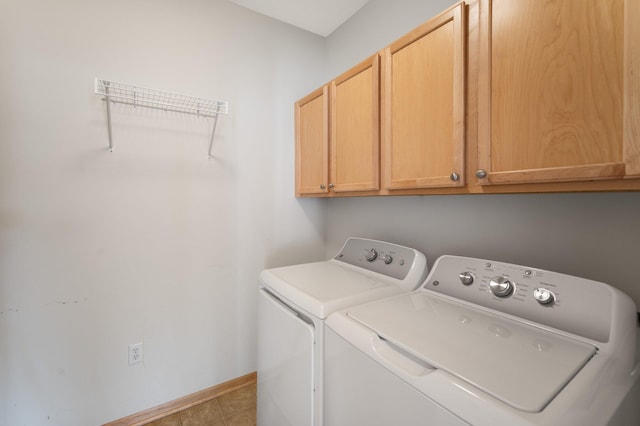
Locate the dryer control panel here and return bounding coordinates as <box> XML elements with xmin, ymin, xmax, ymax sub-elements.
<box><xmin>334</xmin><ymin>238</ymin><xmax>427</xmax><ymax>290</ymax></box>
<box><xmin>421</xmin><ymin>256</ymin><xmax>635</xmax><ymax>344</ymax></box>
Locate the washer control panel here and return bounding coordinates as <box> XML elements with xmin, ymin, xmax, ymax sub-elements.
<box><xmin>424</xmin><ymin>256</ymin><xmax>615</xmax><ymax>343</ymax></box>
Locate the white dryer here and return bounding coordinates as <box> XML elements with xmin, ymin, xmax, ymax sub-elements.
<box><xmin>325</xmin><ymin>255</ymin><xmax>640</xmax><ymax>425</ymax></box>
<box><xmin>257</xmin><ymin>238</ymin><xmax>428</xmax><ymax>426</ymax></box>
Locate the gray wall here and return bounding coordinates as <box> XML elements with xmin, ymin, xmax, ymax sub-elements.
<box><xmin>324</xmin><ymin>0</ymin><xmax>640</xmax><ymax>307</ymax></box>
<box><xmin>325</xmin><ymin>0</ymin><xmax>458</xmax><ymax>77</ymax></box>
<box><xmin>325</xmin><ymin>193</ymin><xmax>640</xmax><ymax>306</ymax></box>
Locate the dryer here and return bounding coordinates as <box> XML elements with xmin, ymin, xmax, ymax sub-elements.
<box><xmin>257</xmin><ymin>238</ymin><xmax>428</xmax><ymax>426</ymax></box>
<box><xmin>325</xmin><ymin>255</ymin><xmax>640</xmax><ymax>425</ymax></box>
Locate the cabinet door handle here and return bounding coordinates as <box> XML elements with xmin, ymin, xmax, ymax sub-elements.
<box><xmin>450</xmin><ymin>172</ymin><xmax>460</xmax><ymax>182</ymax></box>
<box><xmin>476</xmin><ymin>169</ymin><xmax>487</xmax><ymax>179</ymax></box>
<box><xmin>328</xmin><ymin>183</ymin><xmax>335</xmax><ymax>189</ymax></box>
<box><xmin>320</xmin><ymin>184</ymin><xmax>326</xmax><ymax>190</ymax></box>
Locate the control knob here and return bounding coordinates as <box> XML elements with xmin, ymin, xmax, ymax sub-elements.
<box><xmin>533</xmin><ymin>288</ymin><xmax>555</xmax><ymax>305</ymax></box>
<box><xmin>459</xmin><ymin>272</ymin><xmax>474</xmax><ymax>285</ymax></box>
<box><xmin>365</xmin><ymin>249</ymin><xmax>378</xmax><ymax>262</ymax></box>
<box><xmin>383</xmin><ymin>254</ymin><xmax>393</xmax><ymax>265</ymax></box>
<box><xmin>489</xmin><ymin>276</ymin><xmax>514</xmax><ymax>297</ymax></box>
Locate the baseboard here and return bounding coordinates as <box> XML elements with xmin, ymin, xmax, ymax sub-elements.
<box><xmin>103</xmin><ymin>371</ymin><xmax>257</xmax><ymax>426</ymax></box>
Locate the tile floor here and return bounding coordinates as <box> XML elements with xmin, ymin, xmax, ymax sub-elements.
<box><xmin>144</xmin><ymin>384</ymin><xmax>256</xmax><ymax>426</ymax></box>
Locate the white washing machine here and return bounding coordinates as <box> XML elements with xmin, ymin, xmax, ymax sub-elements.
<box><xmin>325</xmin><ymin>255</ymin><xmax>640</xmax><ymax>425</ymax></box>
<box><xmin>257</xmin><ymin>237</ymin><xmax>428</xmax><ymax>426</ymax></box>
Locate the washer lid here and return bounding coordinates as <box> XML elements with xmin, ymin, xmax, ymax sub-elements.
<box><xmin>260</xmin><ymin>261</ymin><xmax>402</xmax><ymax>319</ymax></box>
<box><xmin>346</xmin><ymin>292</ymin><xmax>597</xmax><ymax>413</ymax></box>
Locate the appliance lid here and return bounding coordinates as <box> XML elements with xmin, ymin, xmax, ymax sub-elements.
<box><xmin>260</xmin><ymin>261</ymin><xmax>402</xmax><ymax>319</ymax></box>
<box><xmin>346</xmin><ymin>292</ymin><xmax>597</xmax><ymax>413</ymax></box>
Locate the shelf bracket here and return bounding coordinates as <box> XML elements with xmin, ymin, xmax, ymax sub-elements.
<box><xmin>103</xmin><ymin>82</ymin><xmax>114</xmax><ymax>152</ymax></box>
<box><xmin>208</xmin><ymin>114</ymin><xmax>220</xmax><ymax>159</ymax></box>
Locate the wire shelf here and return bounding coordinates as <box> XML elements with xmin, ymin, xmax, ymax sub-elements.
<box><xmin>94</xmin><ymin>78</ymin><xmax>229</xmax><ymax>157</ymax></box>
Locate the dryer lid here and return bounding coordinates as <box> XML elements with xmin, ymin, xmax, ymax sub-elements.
<box><xmin>346</xmin><ymin>292</ymin><xmax>597</xmax><ymax>413</ymax></box>
<box><xmin>261</xmin><ymin>261</ymin><xmax>402</xmax><ymax>318</ymax></box>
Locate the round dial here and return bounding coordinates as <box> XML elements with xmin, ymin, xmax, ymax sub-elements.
<box><xmin>489</xmin><ymin>276</ymin><xmax>514</xmax><ymax>297</ymax></box>
<box><xmin>533</xmin><ymin>288</ymin><xmax>555</xmax><ymax>305</ymax></box>
<box><xmin>459</xmin><ymin>272</ymin><xmax>474</xmax><ymax>285</ymax></box>
<box><xmin>383</xmin><ymin>254</ymin><xmax>393</xmax><ymax>264</ymax></box>
<box><xmin>365</xmin><ymin>249</ymin><xmax>378</xmax><ymax>262</ymax></box>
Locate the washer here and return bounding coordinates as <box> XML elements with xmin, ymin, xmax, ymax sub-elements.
<box><xmin>325</xmin><ymin>255</ymin><xmax>640</xmax><ymax>425</ymax></box>
<box><xmin>257</xmin><ymin>238</ymin><xmax>428</xmax><ymax>426</ymax></box>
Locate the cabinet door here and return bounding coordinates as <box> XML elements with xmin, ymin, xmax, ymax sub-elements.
<box><xmin>625</xmin><ymin>0</ymin><xmax>640</xmax><ymax>177</ymax></box>
<box><xmin>295</xmin><ymin>86</ymin><xmax>329</xmax><ymax>196</ymax></box>
<box><xmin>382</xmin><ymin>3</ymin><xmax>466</xmax><ymax>190</ymax></box>
<box><xmin>477</xmin><ymin>0</ymin><xmax>627</xmax><ymax>185</ymax></box>
<box><xmin>330</xmin><ymin>55</ymin><xmax>380</xmax><ymax>193</ymax></box>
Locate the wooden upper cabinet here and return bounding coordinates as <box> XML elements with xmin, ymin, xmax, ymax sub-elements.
<box><xmin>295</xmin><ymin>86</ymin><xmax>329</xmax><ymax>196</ymax></box>
<box><xmin>296</xmin><ymin>0</ymin><xmax>640</xmax><ymax>197</ymax></box>
<box><xmin>477</xmin><ymin>0</ymin><xmax>636</xmax><ymax>185</ymax></box>
<box><xmin>330</xmin><ymin>54</ymin><xmax>380</xmax><ymax>193</ymax></box>
<box><xmin>295</xmin><ymin>56</ymin><xmax>380</xmax><ymax>197</ymax></box>
<box><xmin>382</xmin><ymin>3</ymin><xmax>466</xmax><ymax>190</ymax></box>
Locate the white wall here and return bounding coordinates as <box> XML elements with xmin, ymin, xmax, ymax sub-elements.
<box><xmin>0</xmin><ymin>0</ymin><xmax>327</xmax><ymax>424</ymax></box>
<box><xmin>324</xmin><ymin>0</ymin><xmax>640</xmax><ymax>308</ymax></box>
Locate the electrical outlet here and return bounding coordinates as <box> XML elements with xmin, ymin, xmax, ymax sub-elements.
<box><xmin>128</xmin><ymin>342</ymin><xmax>143</xmax><ymax>365</ymax></box>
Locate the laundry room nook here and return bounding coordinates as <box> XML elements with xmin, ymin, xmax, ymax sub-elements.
<box><xmin>1</xmin><ymin>0</ymin><xmax>639</xmax><ymax>425</ymax></box>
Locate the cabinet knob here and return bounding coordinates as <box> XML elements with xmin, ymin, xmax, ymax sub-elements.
<box><xmin>450</xmin><ymin>172</ymin><xmax>460</xmax><ymax>182</ymax></box>
<box><xmin>328</xmin><ymin>183</ymin><xmax>335</xmax><ymax>189</ymax></box>
<box><xmin>320</xmin><ymin>184</ymin><xmax>326</xmax><ymax>190</ymax></box>
<box><xmin>475</xmin><ymin>169</ymin><xmax>487</xmax><ymax>179</ymax></box>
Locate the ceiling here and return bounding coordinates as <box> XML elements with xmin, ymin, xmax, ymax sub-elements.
<box><xmin>227</xmin><ymin>0</ymin><xmax>370</xmax><ymax>37</ymax></box>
